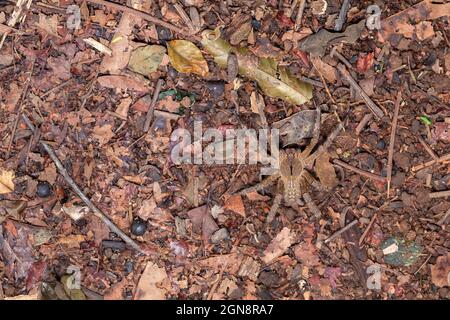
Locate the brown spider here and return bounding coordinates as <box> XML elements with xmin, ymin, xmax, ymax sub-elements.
<box><xmin>238</xmin><ymin>107</ymin><xmax>344</xmax><ymax>224</ymax></box>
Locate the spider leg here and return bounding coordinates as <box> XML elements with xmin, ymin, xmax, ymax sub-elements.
<box><xmin>266</xmin><ymin>193</ymin><xmax>283</xmax><ymax>225</ymax></box>
<box><xmin>306</xmin><ymin>121</ymin><xmax>344</xmax><ymax>166</ymax></box>
<box><xmin>303</xmin><ymin>192</ymin><xmax>321</xmax><ymax>218</ymax></box>
<box><xmin>301</xmin><ymin>107</ymin><xmax>321</xmax><ymax>158</ymax></box>
<box><xmin>238</xmin><ymin>173</ymin><xmax>280</xmax><ymax>196</ymax></box>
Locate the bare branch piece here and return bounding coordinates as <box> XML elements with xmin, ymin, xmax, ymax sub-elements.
<box><xmin>387</xmin><ymin>91</ymin><xmax>402</xmax><ymax>197</ymax></box>
<box><xmin>22</xmin><ymin>114</ymin><xmax>146</xmax><ymax>255</ymax></box>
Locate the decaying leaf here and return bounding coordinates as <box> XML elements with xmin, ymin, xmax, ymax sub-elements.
<box><xmin>430</xmin><ymin>254</ymin><xmax>450</xmax><ymax>288</ymax></box>
<box><xmin>378</xmin><ymin>0</ymin><xmax>450</xmax><ymax>43</ymax></box>
<box><xmin>272</xmin><ymin>109</ymin><xmax>316</xmax><ymax>146</ymax></box>
<box><xmin>187</xmin><ymin>205</ymin><xmax>219</xmax><ymax>243</ymax></box>
<box><xmin>299</xmin><ymin>20</ymin><xmax>366</xmax><ymax>57</ymax></box>
<box><xmin>201</xmin><ymin>29</ymin><xmax>313</xmax><ymax>106</ymax></box>
<box><xmin>262</xmin><ymin>227</ymin><xmax>294</xmax><ymax>264</ymax></box>
<box><xmin>315</xmin><ymin>151</ymin><xmax>338</xmax><ymax>189</ymax></box>
<box><xmin>294</xmin><ymin>241</ymin><xmax>320</xmax><ymax>267</ymax></box>
<box><xmin>134</xmin><ymin>262</ymin><xmax>168</xmax><ymax>300</ymax></box>
<box><xmin>0</xmin><ymin>168</ymin><xmax>15</xmax><ymax>194</ymax></box>
<box><xmin>0</xmin><ymin>200</ymin><xmax>27</xmax><ymax>223</ymax></box>
<box><xmin>356</xmin><ymin>52</ymin><xmax>374</xmax><ymax>74</ymax></box>
<box><xmin>128</xmin><ymin>45</ymin><xmax>166</xmax><ymax>76</ymax></box>
<box><xmin>223</xmin><ymin>194</ymin><xmax>245</xmax><ymax>217</ymax></box>
<box><xmin>311</xmin><ymin>56</ymin><xmax>337</xmax><ymax>83</ymax></box>
<box><xmin>167</xmin><ymin>40</ymin><xmax>209</xmax><ymax>77</ymax></box>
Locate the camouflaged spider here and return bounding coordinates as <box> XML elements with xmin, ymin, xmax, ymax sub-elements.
<box><xmin>238</xmin><ymin>107</ymin><xmax>344</xmax><ymax>224</ymax></box>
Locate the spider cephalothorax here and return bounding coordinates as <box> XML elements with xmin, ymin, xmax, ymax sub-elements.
<box><xmin>237</xmin><ymin>107</ymin><xmax>343</xmax><ymax>224</ymax></box>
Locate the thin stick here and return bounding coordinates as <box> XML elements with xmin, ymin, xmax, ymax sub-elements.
<box><xmin>325</xmin><ymin>220</ymin><xmax>358</xmax><ymax>244</ymax></box>
<box><xmin>333</xmin><ymin>159</ymin><xmax>387</xmax><ymax>183</ymax></box>
<box><xmin>416</xmin><ymin>134</ymin><xmax>438</xmax><ymax>160</ymax></box>
<box><xmin>387</xmin><ymin>91</ymin><xmax>402</xmax><ymax>197</ymax></box>
<box><xmin>294</xmin><ymin>0</ymin><xmax>307</xmax><ymax>31</ymax></box>
<box><xmin>311</xmin><ymin>59</ymin><xmax>336</xmax><ymax>104</ymax></box>
<box><xmin>334</xmin><ymin>0</ymin><xmax>351</xmax><ymax>32</ymax></box>
<box><xmin>22</xmin><ymin>114</ymin><xmax>146</xmax><ymax>255</ymax></box>
<box><xmin>143</xmin><ymin>79</ymin><xmax>164</xmax><ymax>132</ymax></box>
<box><xmin>355</xmin><ymin>114</ymin><xmax>373</xmax><ymax>135</ymax></box>
<box><xmin>438</xmin><ymin>208</ymin><xmax>450</xmax><ymax>225</ymax></box>
<box><xmin>429</xmin><ymin>190</ymin><xmax>450</xmax><ymax>199</ymax></box>
<box><xmin>85</xmin><ymin>0</ymin><xmax>198</xmax><ymax>40</ymax></box>
<box><xmin>337</xmin><ymin>64</ymin><xmax>384</xmax><ymax>119</ymax></box>
<box><xmin>358</xmin><ymin>212</ymin><xmax>378</xmax><ymax>246</ymax></box>
<box><xmin>6</xmin><ymin>58</ymin><xmax>34</xmax><ymax>158</ymax></box>
<box><xmin>412</xmin><ymin>153</ymin><xmax>450</xmax><ymax>172</ymax></box>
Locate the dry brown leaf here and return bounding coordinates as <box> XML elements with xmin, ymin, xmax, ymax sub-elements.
<box><xmin>38</xmin><ymin>163</ymin><xmax>58</xmax><ymax>184</ymax></box>
<box><xmin>56</xmin><ymin>234</ymin><xmax>85</xmax><ymax>248</ymax></box>
<box><xmin>104</xmin><ymin>279</ymin><xmax>127</xmax><ymax>300</ymax></box>
<box><xmin>223</xmin><ymin>194</ymin><xmax>246</xmax><ymax>217</ymax></box>
<box><xmin>315</xmin><ymin>151</ymin><xmax>338</xmax><ymax>189</ymax></box>
<box><xmin>294</xmin><ymin>241</ymin><xmax>321</xmax><ymax>267</ymax></box>
<box><xmin>0</xmin><ymin>168</ymin><xmax>15</xmax><ymax>194</ymax></box>
<box><xmin>187</xmin><ymin>205</ymin><xmax>219</xmax><ymax>242</ymax></box>
<box><xmin>262</xmin><ymin>227</ymin><xmax>293</xmax><ymax>264</ymax></box>
<box><xmin>167</xmin><ymin>40</ymin><xmax>209</xmax><ymax>77</ymax></box>
<box><xmin>134</xmin><ymin>262</ymin><xmax>168</xmax><ymax>300</ymax></box>
<box><xmin>100</xmin><ymin>8</ymin><xmax>141</xmax><ymax>74</ymax></box>
<box><xmin>36</xmin><ymin>13</ymin><xmax>59</xmax><ymax>38</ymax></box>
<box><xmin>197</xmin><ymin>253</ymin><xmax>243</xmax><ymax>275</ymax></box>
<box><xmin>430</xmin><ymin>254</ymin><xmax>450</xmax><ymax>288</ymax></box>
<box><xmin>311</xmin><ymin>56</ymin><xmax>337</xmax><ymax>83</ymax></box>
<box><xmin>415</xmin><ymin>21</ymin><xmax>435</xmax><ymax>41</ymax></box>
<box><xmin>92</xmin><ymin>124</ymin><xmax>114</xmax><ymax>145</ymax></box>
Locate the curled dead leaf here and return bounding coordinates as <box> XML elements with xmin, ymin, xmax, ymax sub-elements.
<box><xmin>0</xmin><ymin>168</ymin><xmax>15</xmax><ymax>194</ymax></box>
<box><xmin>167</xmin><ymin>40</ymin><xmax>208</xmax><ymax>77</ymax></box>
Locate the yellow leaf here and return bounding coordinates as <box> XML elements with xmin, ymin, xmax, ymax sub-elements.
<box><xmin>0</xmin><ymin>168</ymin><xmax>15</xmax><ymax>194</ymax></box>
<box><xmin>167</xmin><ymin>40</ymin><xmax>208</xmax><ymax>77</ymax></box>
<box><xmin>201</xmin><ymin>30</ymin><xmax>313</xmax><ymax>106</ymax></box>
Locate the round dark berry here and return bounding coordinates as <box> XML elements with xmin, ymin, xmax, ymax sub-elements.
<box><xmin>131</xmin><ymin>219</ymin><xmax>147</xmax><ymax>236</ymax></box>
<box><xmin>36</xmin><ymin>181</ymin><xmax>52</xmax><ymax>198</ymax></box>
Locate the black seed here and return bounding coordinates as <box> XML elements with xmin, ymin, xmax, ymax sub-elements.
<box><xmin>36</xmin><ymin>181</ymin><xmax>52</xmax><ymax>198</ymax></box>
<box><xmin>131</xmin><ymin>218</ymin><xmax>147</xmax><ymax>236</ymax></box>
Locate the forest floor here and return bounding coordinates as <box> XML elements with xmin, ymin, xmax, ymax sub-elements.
<box><xmin>0</xmin><ymin>0</ymin><xmax>449</xmax><ymax>300</ymax></box>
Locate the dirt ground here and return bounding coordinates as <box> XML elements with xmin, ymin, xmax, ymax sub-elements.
<box><xmin>0</xmin><ymin>0</ymin><xmax>449</xmax><ymax>300</ymax></box>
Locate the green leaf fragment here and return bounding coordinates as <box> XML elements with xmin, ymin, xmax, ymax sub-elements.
<box><xmin>419</xmin><ymin>116</ymin><xmax>432</xmax><ymax>126</ymax></box>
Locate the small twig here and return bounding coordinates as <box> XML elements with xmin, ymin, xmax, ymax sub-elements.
<box><xmin>85</xmin><ymin>0</ymin><xmax>198</xmax><ymax>41</ymax></box>
<box><xmin>144</xmin><ymin>79</ymin><xmax>164</xmax><ymax>132</ymax></box>
<box><xmin>337</xmin><ymin>64</ymin><xmax>384</xmax><ymax>119</ymax></box>
<box><xmin>334</xmin><ymin>0</ymin><xmax>351</xmax><ymax>31</ymax></box>
<box><xmin>358</xmin><ymin>212</ymin><xmax>378</xmax><ymax>246</ymax></box>
<box><xmin>173</xmin><ymin>1</ymin><xmax>196</xmax><ymax>34</ymax></box>
<box><xmin>294</xmin><ymin>0</ymin><xmax>307</xmax><ymax>31</ymax></box>
<box><xmin>325</xmin><ymin>220</ymin><xmax>358</xmax><ymax>244</ymax></box>
<box><xmin>6</xmin><ymin>58</ymin><xmax>34</xmax><ymax>158</ymax></box>
<box><xmin>412</xmin><ymin>152</ymin><xmax>450</xmax><ymax>172</ymax></box>
<box><xmin>40</xmin><ymin>78</ymin><xmax>73</xmax><ymax>99</ymax></box>
<box><xmin>333</xmin><ymin>159</ymin><xmax>387</xmax><ymax>183</ymax></box>
<box><xmin>298</xmin><ymin>75</ymin><xmax>324</xmax><ymax>88</ymax></box>
<box><xmin>22</xmin><ymin>114</ymin><xmax>146</xmax><ymax>255</ymax></box>
<box><xmin>355</xmin><ymin>114</ymin><xmax>373</xmax><ymax>135</ymax></box>
<box><xmin>414</xmin><ymin>254</ymin><xmax>432</xmax><ymax>275</ymax></box>
<box><xmin>330</xmin><ymin>47</ymin><xmax>353</xmax><ymax>70</ymax></box>
<box><xmin>416</xmin><ymin>134</ymin><xmax>438</xmax><ymax>160</ymax></box>
<box><xmin>438</xmin><ymin>208</ymin><xmax>450</xmax><ymax>225</ymax></box>
<box><xmin>311</xmin><ymin>59</ymin><xmax>336</xmax><ymax>104</ymax></box>
<box><xmin>387</xmin><ymin>91</ymin><xmax>402</xmax><ymax>197</ymax></box>
<box><xmin>207</xmin><ymin>263</ymin><xmax>225</xmax><ymax>300</ymax></box>
<box><xmin>429</xmin><ymin>190</ymin><xmax>450</xmax><ymax>199</ymax></box>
